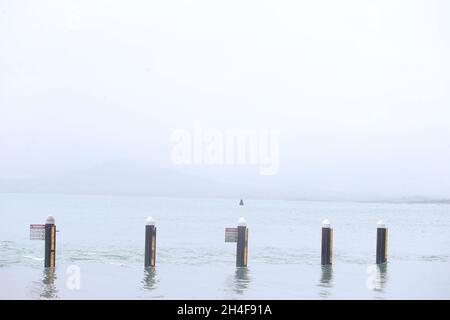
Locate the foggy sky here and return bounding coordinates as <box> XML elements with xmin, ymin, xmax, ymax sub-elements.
<box><xmin>1</xmin><ymin>0</ymin><xmax>449</xmax><ymax>199</ymax></box>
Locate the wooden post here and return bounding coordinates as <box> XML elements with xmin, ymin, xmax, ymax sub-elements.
<box><xmin>321</xmin><ymin>219</ymin><xmax>333</xmax><ymax>265</ymax></box>
<box><xmin>44</xmin><ymin>216</ymin><xmax>56</xmax><ymax>269</ymax></box>
<box><xmin>236</xmin><ymin>217</ymin><xmax>248</xmax><ymax>267</ymax></box>
<box><xmin>144</xmin><ymin>216</ymin><xmax>157</xmax><ymax>268</ymax></box>
<box><xmin>376</xmin><ymin>220</ymin><xmax>388</xmax><ymax>264</ymax></box>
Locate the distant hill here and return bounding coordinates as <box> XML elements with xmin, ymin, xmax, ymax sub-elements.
<box><xmin>0</xmin><ymin>160</ymin><xmax>266</xmax><ymax>199</ymax></box>
<box><xmin>1</xmin><ymin>160</ymin><xmax>449</xmax><ymax>203</ymax></box>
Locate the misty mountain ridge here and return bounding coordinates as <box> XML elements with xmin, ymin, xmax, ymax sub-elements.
<box><xmin>0</xmin><ymin>159</ymin><xmax>448</xmax><ymax>203</ymax></box>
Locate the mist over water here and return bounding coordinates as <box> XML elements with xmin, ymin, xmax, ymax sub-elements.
<box><xmin>1</xmin><ymin>0</ymin><xmax>450</xmax><ymax>201</ymax></box>
<box><xmin>1</xmin><ymin>0</ymin><xmax>450</xmax><ymax>300</ymax></box>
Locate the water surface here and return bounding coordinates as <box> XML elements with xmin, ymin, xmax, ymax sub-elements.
<box><xmin>0</xmin><ymin>193</ymin><xmax>449</xmax><ymax>299</ymax></box>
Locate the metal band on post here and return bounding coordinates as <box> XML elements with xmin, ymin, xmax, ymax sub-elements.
<box><xmin>236</xmin><ymin>217</ymin><xmax>248</xmax><ymax>267</ymax></box>
<box><xmin>44</xmin><ymin>215</ymin><xmax>56</xmax><ymax>269</ymax></box>
<box><xmin>321</xmin><ymin>219</ymin><xmax>333</xmax><ymax>265</ymax></box>
<box><xmin>376</xmin><ymin>220</ymin><xmax>388</xmax><ymax>264</ymax></box>
<box><xmin>145</xmin><ymin>216</ymin><xmax>156</xmax><ymax>268</ymax></box>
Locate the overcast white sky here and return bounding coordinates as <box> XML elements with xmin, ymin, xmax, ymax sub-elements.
<box><xmin>1</xmin><ymin>0</ymin><xmax>449</xmax><ymax>198</ymax></box>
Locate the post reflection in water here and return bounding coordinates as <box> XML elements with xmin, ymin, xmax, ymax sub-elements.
<box><xmin>142</xmin><ymin>267</ymin><xmax>158</xmax><ymax>290</ymax></box>
<box><xmin>40</xmin><ymin>268</ymin><xmax>59</xmax><ymax>299</ymax></box>
<box><xmin>374</xmin><ymin>263</ymin><xmax>389</xmax><ymax>294</ymax></box>
<box><xmin>317</xmin><ymin>265</ymin><xmax>333</xmax><ymax>298</ymax></box>
<box><xmin>226</xmin><ymin>267</ymin><xmax>251</xmax><ymax>295</ymax></box>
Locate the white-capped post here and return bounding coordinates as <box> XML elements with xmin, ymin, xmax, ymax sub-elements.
<box><xmin>376</xmin><ymin>220</ymin><xmax>388</xmax><ymax>264</ymax></box>
<box><xmin>321</xmin><ymin>219</ymin><xmax>333</xmax><ymax>265</ymax></box>
<box><xmin>236</xmin><ymin>217</ymin><xmax>248</xmax><ymax>267</ymax></box>
<box><xmin>144</xmin><ymin>216</ymin><xmax>156</xmax><ymax>268</ymax></box>
<box><xmin>44</xmin><ymin>215</ymin><xmax>56</xmax><ymax>269</ymax></box>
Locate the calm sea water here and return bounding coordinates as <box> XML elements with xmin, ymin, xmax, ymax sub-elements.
<box><xmin>0</xmin><ymin>193</ymin><xmax>449</xmax><ymax>299</ymax></box>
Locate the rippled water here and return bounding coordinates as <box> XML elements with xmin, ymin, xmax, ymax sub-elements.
<box><xmin>0</xmin><ymin>193</ymin><xmax>449</xmax><ymax>299</ymax></box>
